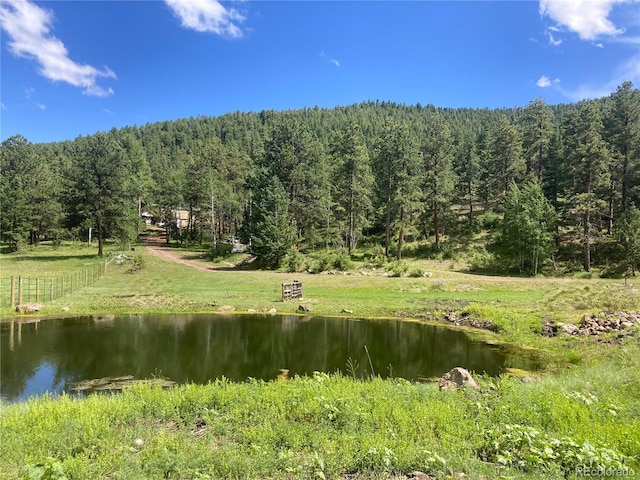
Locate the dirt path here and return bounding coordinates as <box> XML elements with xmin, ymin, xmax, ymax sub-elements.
<box><xmin>143</xmin><ymin>233</ymin><xmax>215</xmax><ymax>272</ymax></box>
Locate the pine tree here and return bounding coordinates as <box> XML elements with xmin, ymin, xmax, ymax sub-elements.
<box><xmin>422</xmin><ymin>112</ymin><xmax>456</xmax><ymax>251</ymax></box>
<box><xmin>248</xmin><ymin>174</ymin><xmax>297</xmax><ymax>267</ymax></box>
<box><xmin>373</xmin><ymin>120</ymin><xmax>422</xmax><ymax>259</ymax></box>
<box><xmin>521</xmin><ymin>98</ymin><xmax>554</xmax><ymax>181</ymax></box>
<box><xmin>331</xmin><ymin>123</ymin><xmax>374</xmax><ymax>253</ymax></box>
<box><xmin>565</xmin><ymin>102</ymin><xmax>612</xmax><ymax>272</ymax></box>
<box><xmin>500</xmin><ymin>181</ymin><xmax>556</xmax><ymax>275</ymax></box>
<box><xmin>488</xmin><ymin>116</ymin><xmax>526</xmax><ymax>204</ymax></box>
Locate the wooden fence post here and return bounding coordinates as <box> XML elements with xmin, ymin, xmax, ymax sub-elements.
<box><xmin>35</xmin><ymin>278</ymin><xmax>40</xmax><ymax>302</ymax></box>
<box><xmin>104</xmin><ymin>259</ymin><xmax>108</xmax><ymax>274</ymax></box>
<box><xmin>18</xmin><ymin>276</ymin><xmax>23</xmax><ymax>306</ymax></box>
<box><xmin>50</xmin><ymin>278</ymin><xmax>54</xmax><ymax>301</ymax></box>
<box><xmin>10</xmin><ymin>276</ymin><xmax>15</xmax><ymax>310</ymax></box>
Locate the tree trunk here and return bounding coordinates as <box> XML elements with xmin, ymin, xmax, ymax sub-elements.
<box><xmin>621</xmin><ymin>153</ymin><xmax>629</xmax><ymax>216</ymax></box>
<box><xmin>607</xmin><ymin>178</ymin><xmax>614</xmax><ymax>235</ymax></box>
<box><xmin>384</xmin><ymin>194</ymin><xmax>392</xmax><ymax>257</ymax></box>
<box><xmin>433</xmin><ymin>199</ymin><xmax>440</xmax><ymax>252</ymax></box>
<box><xmin>583</xmin><ymin>209</ymin><xmax>590</xmax><ymax>272</ymax></box>
<box><xmin>348</xmin><ymin>170</ymin><xmax>355</xmax><ymax>254</ymax></box>
<box><xmin>97</xmin><ymin>218</ymin><xmax>104</xmax><ymax>257</ymax></box>
<box><xmin>397</xmin><ymin>206</ymin><xmax>404</xmax><ymax>261</ymax></box>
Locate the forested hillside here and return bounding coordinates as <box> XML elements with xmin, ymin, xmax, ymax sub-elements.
<box><xmin>2</xmin><ymin>82</ymin><xmax>639</xmax><ymax>275</ymax></box>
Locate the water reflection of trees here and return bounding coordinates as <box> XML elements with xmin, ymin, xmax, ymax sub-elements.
<box><xmin>1</xmin><ymin>314</ymin><xmax>536</xmax><ymax>400</ymax></box>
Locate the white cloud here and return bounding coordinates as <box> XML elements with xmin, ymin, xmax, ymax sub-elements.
<box><xmin>1</xmin><ymin>102</ymin><xmax>7</xmax><ymax>110</ymax></box>
<box><xmin>103</xmin><ymin>109</ymin><xmax>114</xmax><ymax>115</ymax></box>
<box><xmin>596</xmin><ymin>42</ymin><xmax>604</xmax><ymax>47</ymax></box>
<box><xmin>0</xmin><ymin>0</ymin><xmax>115</xmax><ymax>97</ymax></box>
<box><xmin>165</xmin><ymin>0</ymin><xmax>245</xmax><ymax>37</ymax></box>
<box><xmin>37</xmin><ymin>103</ymin><xmax>46</xmax><ymax>110</ymax></box>
<box><xmin>539</xmin><ymin>0</ymin><xmax>628</xmax><ymax>40</ymax></box>
<box><xmin>547</xmin><ymin>30</ymin><xmax>562</xmax><ymax>46</ymax></box>
<box><xmin>537</xmin><ymin>75</ymin><xmax>552</xmax><ymax>87</ymax></box>
<box><xmin>24</xmin><ymin>86</ymin><xmax>35</xmax><ymax>100</ymax></box>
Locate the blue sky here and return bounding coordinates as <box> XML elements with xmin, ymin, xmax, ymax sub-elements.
<box><xmin>1</xmin><ymin>0</ymin><xmax>639</xmax><ymax>144</ymax></box>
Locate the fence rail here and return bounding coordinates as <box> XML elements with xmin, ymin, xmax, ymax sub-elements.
<box><xmin>3</xmin><ymin>259</ymin><xmax>108</xmax><ymax>309</ymax></box>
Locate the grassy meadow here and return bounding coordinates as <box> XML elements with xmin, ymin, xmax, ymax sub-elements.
<box><xmin>1</xmin><ymin>241</ymin><xmax>639</xmax><ymax>479</ymax></box>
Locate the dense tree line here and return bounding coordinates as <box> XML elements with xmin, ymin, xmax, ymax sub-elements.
<box><xmin>1</xmin><ymin>82</ymin><xmax>639</xmax><ymax>274</ymax></box>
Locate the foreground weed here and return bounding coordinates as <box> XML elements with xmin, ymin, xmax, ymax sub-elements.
<box><xmin>479</xmin><ymin>424</ymin><xmax>632</xmax><ymax>476</ymax></box>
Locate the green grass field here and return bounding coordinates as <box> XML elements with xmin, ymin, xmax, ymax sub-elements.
<box><xmin>1</xmin><ymin>242</ymin><xmax>639</xmax><ymax>479</ymax></box>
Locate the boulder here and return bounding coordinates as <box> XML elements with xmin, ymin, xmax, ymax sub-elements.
<box><xmin>407</xmin><ymin>472</ymin><xmax>433</xmax><ymax>480</ymax></box>
<box><xmin>298</xmin><ymin>303</ymin><xmax>312</xmax><ymax>312</ymax></box>
<box><xmin>438</xmin><ymin>367</ymin><xmax>479</xmax><ymax>391</ymax></box>
<box><xmin>557</xmin><ymin>322</ymin><xmax>579</xmax><ymax>335</ymax></box>
<box><xmin>217</xmin><ymin>305</ymin><xmax>235</xmax><ymax>312</ymax></box>
<box><xmin>16</xmin><ymin>303</ymin><xmax>42</xmax><ymax>314</ymax></box>
<box><xmin>342</xmin><ymin>308</ymin><xmax>353</xmax><ymax>314</ymax></box>
<box><xmin>268</xmin><ymin>308</ymin><xmax>277</xmax><ymax>315</ymax></box>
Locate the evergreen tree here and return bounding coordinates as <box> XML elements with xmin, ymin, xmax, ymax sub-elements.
<box><xmin>72</xmin><ymin>132</ymin><xmax>135</xmax><ymax>256</ymax></box>
<box><xmin>422</xmin><ymin>112</ymin><xmax>456</xmax><ymax>251</ymax></box>
<box><xmin>488</xmin><ymin>116</ymin><xmax>526</xmax><ymax>204</ymax></box>
<box><xmin>453</xmin><ymin>132</ymin><xmax>481</xmax><ymax>229</ymax></box>
<box><xmin>500</xmin><ymin>181</ymin><xmax>556</xmax><ymax>275</ymax></box>
<box><xmin>330</xmin><ymin>123</ymin><xmax>373</xmax><ymax>253</ymax></box>
<box><xmin>247</xmin><ymin>174</ymin><xmax>297</xmax><ymax>267</ymax></box>
<box><xmin>521</xmin><ymin>98</ymin><xmax>554</xmax><ymax>181</ymax></box>
<box><xmin>604</xmin><ymin>82</ymin><xmax>640</xmax><ymax>220</ymax></box>
<box><xmin>617</xmin><ymin>206</ymin><xmax>640</xmax><ymax>275</ymax></box>
<box><xmin>565</xmin><ymin>102</ymin><xmax>612</xmax><ymax>272</ymax></box>
<box><xmin>374</xmin><ymin>120</ymin><xmax>422</xmax><ymax>259</ymax></box>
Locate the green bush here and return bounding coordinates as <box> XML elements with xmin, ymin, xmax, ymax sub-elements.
<box><xmin>281</xmin><ymin>248</ymin><xmax>307</xmax><ymax>273</ymax></box>
<box><xmin>386</xmin><ymin>260</ymin><xmax>409</xmax><ymax>277</ymax></box>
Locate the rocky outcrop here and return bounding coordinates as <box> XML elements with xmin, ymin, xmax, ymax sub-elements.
<box><xmin>543</xmin><ymin>311</ymin><xmax>639</xmax><ymax>337</ymax></box>
<box><xmin>217</xmin><ymin>305</ymin><xmax>235</xmax><ymax>312</ymax></box>
<box><xmin>15</xmin><ymin>303</ymin><xmax>42</xmax><ymax>314</ymax></box>
<box><xmin>444</xmin><ymin>311</ymin><xmax>495</xmax><ymax>331</ymax></box>
<box><xmin>298</xmin><ymin>303</ymin><xmax>312</xmax><ymax>312</ymax></box>
<box><xmin>438</xmin><ymin>367</ymin><xmax>479</xmax><ymax>391</ymax></box>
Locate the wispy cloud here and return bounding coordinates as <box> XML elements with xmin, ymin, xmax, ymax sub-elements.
<box><xmin>559</xmin><ymin>57</ymin><xmax>640</xmax><ymax>100</ymax></box>
<box><xmin>165</xmin><ymin>0</ymin><xmax>245</xmax><ymax>37</ymax></box>
<box><xmin>547</xmin><ymin>30</ymin><xmax>562</xmax><ymax>46</ymax></box>
<box><xmin>1</xmin><ymin>102</ymin><xmax>7</xmax><ymax>111</ymax></box>
<box><xmin>320</xmin><ymin>51</ymin><xmax>340</xmax><ymax>67</ymax></box>
<box><xmin>0</xmin><ymin>0</ymin><xmax>115</xmax><ymax>97</ymax></box>
<box><xmin>539</xmin><ymin>0</ymin><xmax>629</xmax><ymax>40</ymax></box>
<box><xmin>103</xmin><ymin>109</ymin><xmax>114</xmax><ymax>115</ymax></box>
<box><xmin>36</xmin><ymin>103</ymin><xmax>46</xmax><ymax>111</ymax></box>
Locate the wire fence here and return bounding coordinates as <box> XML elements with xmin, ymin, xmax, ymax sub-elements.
<box><xmin>2</xmin><ymin>259</ymin><xmax>108</xmax><ymax>309</ymax></box>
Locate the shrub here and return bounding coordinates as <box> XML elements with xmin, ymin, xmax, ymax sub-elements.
<box><xmin>408</xmin><ymin>267</ymin><xmax>425</xmax><ymax>278</ymax></box>
<box><xmin>281</xmin><ymin>248</ymin><xmax>307</xmax><ymax>273</ymax></box>
<box><xmin>386</xmin><ymin>260</ymin><xmax>409</xmax><ymax>277</ymax></box>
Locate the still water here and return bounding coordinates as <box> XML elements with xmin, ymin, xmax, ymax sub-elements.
<box><xmin>1</xmin><ymin>314</ymin><xmax>537</xmax><ymax>401</ymax></box>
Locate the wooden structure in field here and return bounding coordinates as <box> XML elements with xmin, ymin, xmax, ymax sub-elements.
<box><xmin>282</xmin><ymin>280</ymin><xmax>303</xmax><ymax>301</ymax></box>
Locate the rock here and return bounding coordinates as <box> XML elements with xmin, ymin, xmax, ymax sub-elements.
<box><xmin>407</xmin><ymin>472</ymin><xmax>433</xmax><ymax>480</ymax></box>
<box><xmin>247</xmin><ymin>309</ymin><xmax>256</xmax><ymax>313</ymax></box>
<box><xmin>621</xmin><ymin>321</ymin><xmax>634</xmax><ymax>329</ymax></box>
<box><xmin>209</xmin><ymin>301</ymin><xmax>218</xmax><ymax>307</ymax></box>
<box><xmin>298</xmin><ymin>303</ymin><xmax>312</xmax><ymax>312</ymax></box>
<box><xmin>134</xmin><ymin>438</ymin><xmax>144</xmax><ymax>447</ymax></box>
<box><xmin>423</xmin><ymin>272</ymin><xmax>433</xmax><ymax>278</ymax></box>
<box><xmin>557</xmin><ymin>322</ymin><xmax>578</xmax><ymax>335</ymax></box>
<box><xmin>16</xmin><ymin>303</ymin><xmax>42</xmax><ymax>314</ymax></box>
<box><xmin>438</xmin><ymin>367</ymin><xmax>479</xmax><ymax>391</ymax></box>
<box><xmin>61</xmin><ymin>307</ymin><xmax>70</xmax><ymax>313</ymax></box>
<box><xmin>268</xmin><ymin>308</ymin><xmax>277</xmax><ymax>315</ymax></box>
<box><xmin>342</xmin><ymin>308</ymin><xmax>353</xmax><ymax>314</ymax></box>
<box><xmin>520</xmin><ymin>376</ymin><xmax>538</xmax><ymax>383</ymax></box>
<box><xmin>217</xmin><ymin>305</ymin><xmax>235</xmax><ymax>312</ymax></box>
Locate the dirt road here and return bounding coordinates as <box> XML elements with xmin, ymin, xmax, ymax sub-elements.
<box><xmin>143</xmin><ymin>233</ymin><xmax>215</xmax><ymax>272</ymax></box>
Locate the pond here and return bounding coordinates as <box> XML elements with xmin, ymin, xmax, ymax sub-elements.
<box><xmin>1</xmin><ymin>314</ymin><xmax>538</xmax><ymax>401</ymax></box>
